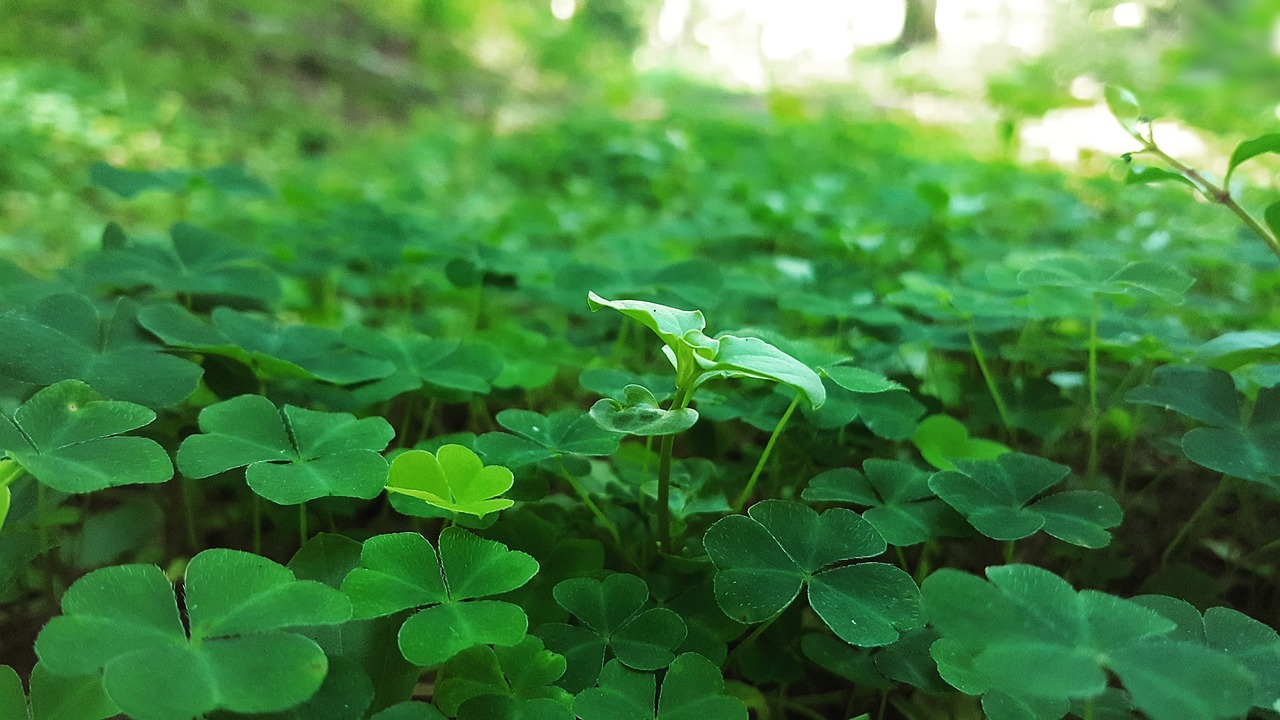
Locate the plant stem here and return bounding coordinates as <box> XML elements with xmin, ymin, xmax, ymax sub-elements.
<box><xmin>0</xmin><ymin>458</ymin><xmax>25</xmax><ymax>488</ymax></box>
<box><xmin>555</xmin><ymin>458</ymin><xmax>621</xmax><ymax>546</ymax></box>
<box><xmin>1138</xmin><ymin>143</ymin><xmax>1280</xmax><ymax>263</ymax></box>
<box><xmin>967</xmin><ymin>321</ymin><xmax>1014</xmax><ymax>433</ymax></box>
<box><xmin>252</xmin><ymin>493</ymin><xmax>263</xmax><ymax>556</ymax></box>
<box><xmin>1003</xmin><ymin>540</ymin><xmax>1016</xmax><ymax>564</ymax></box>
<box><xmin>734</xmin><ymin>393</ymin><xmax>801</xmax><ymax>511</ymax></box>
<box><xmin>180</xmin><ymin>478</ymin><xmax>200</xmax><ymax>553</ymax></box>
<box><xmin>1086</xmin><ymin>293</ymin><xmax>1101</xmax><ymax>485</ymax></box>
<box><xmin>656</xmin><ymin>386</ymin><xmax>693</xmax><ymax>554</ymax></box>
<box><xmin>725</xmin><ymin>611</ymin><xmax>781</xmax><ymax>668</ymax></box>
<box><xmin>1161</xmin><ymin>475</ymin><xmax>1229</xmax><ymax>566</ymax></box>
<box><xmin>299</xmin><ymin>502</ymin><xmax>308</xmax><ymax>546</ymax></box>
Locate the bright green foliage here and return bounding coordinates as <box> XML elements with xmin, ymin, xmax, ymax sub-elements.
<box><xmin>1017</xmin><ymin>255</ymin><xmax>1194</xmax><ymax>305</ymax></box>
<box><xmin>177</xmin><ymin>394</ymin><xmax>394</xmax><ymax>504</ymax></box>
<box><xmin>537</xmin><ymin>573</ymin><xmax>688</xmax><ymax>692</ymax></box>
<box><xmin>1128</xmin><ymin>365</ymin><xmax>1280</xmax><ymax>489</ymax></box>
<box><xmin>923</xmin><ymin>565</ymin><xmax>1259</xmax><ymax>720</ymax></box>
<box><xmin>1225</xmin><ymin>133</ymin><xmax>1280</xmax><ymax>185</ymax></box>
<box><xmin>819</xmin><ymin>366</ymin><xmax>904</xmax><ymax>395</ymax></box>
<box><xmin>81</xmin><ymin>222</ymin><xmax>280</xmax><ymax>307</ymax></box>
<box><xmin>34</xmin><ymin>549</ymin><xmax>351</xmax><ymax>720</ymax></box>
<box><xmin>89</xmin><ymin>162</ymin><xmax>272</xmax><ymax>199</ymax></box>
<box><xmin>572</xmin><ymin>654</ymin><xmax>748</xmax><ymax>720</ymax></box>
<box><xmin>802</xmin><ymin>460</ymin><xmax>969</xmax><ymax>546</ymax></box>
<box><xmin>137</xmin><ymin>303</ymin><xmax>396</xmax><ymax>385</ymax></box>
<box><xmin>476</xmin><ymin>409</ymin><xmax>622</xmax><ymax>468</ymax></box>
<box><xmin>387</xmin><ymin>444</ymin><xmax>515</xmax><ymax>518</ymax></box>
<box><xmin>0</xmin><ymin>662</ymin><xmax>120</xmax><ymax>720</ymax></box>
<box><xmin>929</xmin><ymin>453</ymin><xmax>1123</xmax><ymax>547</ymax></box>
<box><xmin>0</xmin><ymin>380</ymin><xmax>172</xmax><ymax>494</ymax></box>
<box><xmin>911</xmin><ymin>415</ymin><xmax>1009</xmax><ymax>471</ymax></box>
<box><xmin>587</xmin><ymin>293</ymin><xmax>825</xmax><ymax>409</ymax></box>
<box><xmin>589</xmin><ymin>384</ymin><xmax>699</xmax><ymax>436</ymax></box>
<box><xmin>340</xmin><ymin>529</ymin><xmax>539</xmax><ymax>667</ymax></box>
<box><xmin>703</xmin><ymin>500</ymin><xmax>921</xmax><ymax>645</ymax></box>
<box><xmin>340</xmin><ymin>327</ymin><xmax>504</xmax><ymax>403</ymax></box>
<box><xmin>0</xmin><ymin>294</ymin><xmax>202</xmax><ymax>408</ymax></box>
<box><xmin>434</xmin><ymin>636</ymin><xmax>573</xmax><ymax>717</ymax></box>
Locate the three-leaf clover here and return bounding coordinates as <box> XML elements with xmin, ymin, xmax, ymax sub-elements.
<box><xmin>928</xmin><ymin>452</ymin><xmax>1122</xmax><ymax>548</ymax></box>
<box><xmin>177</xmin><ymin>394</ymin><xmax>394</xmax><ymax>505</ymax></box>
<box><xmin>1127</xmin><ymin>365</ymin><xmax>1280</xmax><ymax>489</ymax></box>
<box><xmin>34</xmin><ymin>549</ymin><xmax>351</xmax><ymax>720</ymax></box>
<box><xmin>703</xmin><ymin>500</ymin><xmax>921</xmax><ymax>646</ymax></box>
<box><xmin>340</xmin><ymin>529</ymin><xmax>539</xmax><ymax>667</ymax></box>
<box><xmin>475</xmin><ymin>409</ymin><xmax>622</xmax><ymax>469</ymax></box>
<box><xmin>0</xmin><ymin>380</ymin><xmax>173</xmax><ymax>494</ymax></box>
<box><xmin>802</xmin><ymin>460</ymin><xmax>969</xmax><ymax>546</ymax></box>
<box><xmin>572</xmin><ymin>653</ymin><xmax>747</xmax><ymax>720</ymax></box>
<box><xmin>0</xmin><ymin>293</ymin><xmax>203</xmax><ymax>408</ymax></box>
<box><xmin>434</xmin><ymin>635</ymin><xmax>573</xmax><ymax>718</ymax></box>
<box><xmin>387</xmin><ymin>444</ymin><xmax>515</xmax><ymax>518</ymax></box>
<box><xmin>923</xmin><ymin>565</ymin><xmax>1257</xmax><ymax>720</ymax></box>
<box><xmin>537</xmin><ymin>573</ymin><xmax>688</xmax><ymax>692</ymax></box>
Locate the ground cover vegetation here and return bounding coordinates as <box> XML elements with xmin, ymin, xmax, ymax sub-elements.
<box><xmin>2</xmin><ymin>2</ymin><xmax>1279</xmax><ymax>719</ymax></box>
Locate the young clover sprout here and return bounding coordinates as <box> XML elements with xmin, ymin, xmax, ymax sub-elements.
<box><xmin>587</xmin><ymin>292</ymin><xmax>825</xmax><ymax>553</ymax></box>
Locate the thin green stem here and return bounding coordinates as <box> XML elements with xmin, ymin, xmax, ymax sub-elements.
<box><xmin>656</xmin><ymin>385</ymin><xmax>693</xmax><ymax>554</ymax></box>
<box><xmin>1083</xmin><ymin>698</ymin><xmax>1094</xmax><ymax>720</ymax></box>
<box><xmin>1240</xmin><ymin>536</ymin><xmax>1280</xmax><ymax>564</ymax></box>
<box><xmin>734</xmin><ymin>393</ymin><xmax>801</xmax><ymax>511</ymax></box>
<box><xmin>877</xmin><ymin>688</ymin><xmax>889</xmax><ymax>720</ymax></box>
<box><xmin>1086</xmin><ymin>294</ymin><xmax>1101</xmax><ymax>484</ymax></box>
<box><xmin>1162</xmin><ymin>475</ymin><xmax>1229</xmax><ymax>566</ymax></box>
<box><xmin>0</xmin><ymin>458</ymin><xmax>25</xmax><ymax>488</ymax></box>
<box><xmin>299</xmin><ymin>502</ymin><xmax>308</xmax><ymax>546</ymax></box>
<box><xmin>1139</xmin><ymin>144</ymin><xmax>1280</xmax><ymax>263</ymax></box>
<box><xmin>37</xmin><ymin>481</ymin><xmax>56</xmax><ymax>599</ymax></box>
<box><xmin>556</xmin><ymin>458</ymin><xmax>621</xmax><ymax>546</ymax></box>
<box><xmin>725</xmin><ymin>611</ymin><xmax>782</xmax><ymax>668</ymax></box>
<box><xmin>1003</xmin><ymin>540</ymin><xmax>1016</xmax><ymax>564</ymax></box>
<box><xmin>967</xmin><ymin>321</ymin><xmax>1014</xmax><ymax>433</ymax></box>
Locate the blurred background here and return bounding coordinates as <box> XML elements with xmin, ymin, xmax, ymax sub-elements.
<box><xmin>2</xmin><ymin>0</ymin><xmax>1278</xmax><ymax>264</ymax></box>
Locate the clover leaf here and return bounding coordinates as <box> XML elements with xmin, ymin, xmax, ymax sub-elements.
<box><xmin>476</xmin><ymin>409</ymin><xmax>622</xmax><ymax>469</ymax></box>
<box><xmin>802</xmin><ymin>460</ymin><xmax>969</xmax><ymax>546</ymax></box>
<box><xmin>572</xmin><ymin>654</ymin><xmax>747</xmax><ymax>720</ymax></box>
<box><xmin>923</xmin><ymin>564</ymin><xmax>1257</xmax><ymax>720</ymax></box>
<box><xmin>1127</xmin><ymin>365</ymin><xmax>1280</xmax><ymax>489</ymax></box>
<box><xmin>703</xmin><ymin>500</ymin><xmax>921</xmax><ymax>646</ymax></box>
<box><xmin>339</xmin><ymin>327</ymin><xmax>504</xmax><ymax>404</ymax></box>
<box><xmin>537</xmin><ymin>573</ymin><xmax>688</xmax><ymax>693</ymax></box>
<box><xmin>690</xmin><ymin>334</ymin><xmax>826</xmax><ymax>410</ymax></box>
<box><xmin>434</xmin><ymin>635</ymin><xmax>573</xmax><ymax>717</ymax></box>
<box><xmin>340</xmin><ymin>529</ymin><xmax>539</xmax><ymax>667</ymax></box>
<box><xmin>89</xmin><ymin>162</ymin><xmax>271</xmax><ymax>199</ymax></box>
<box><xmin>137</xmin><ymin>303</ymin><xmax>396</xmax><ymax>385</ymax></box>
<box><xmin>387</xmin><ymin>444</ymin><xmax>514</xmax><ymax>518</ymax></box>
<box><xmin>911</xmin><ymin>414</ymin><xmax>1009</xmax><ymax>471</ymax></box>
<box><xmin>0</xmin><ymin>380</ymin><xmax>172</xmax><ymax>494</ymax></box>
<box><xmin>928</xmin><ymin>452</ymin><xmax>1122</xmax><ymax>547</ymax></box>
<box><xmin>177</xmin><ymin>394</ymin><xmax>394</xmax><ymax>505</ymax></box>
<box><xmin>589</xmin><ymin>384</ymin><xmax>699</xmax><ymax>436</ymax></box>
<box><xmin>1017</xmin><ymin>255</ymin><xmax>1194</xmax><ymax>306</ymax></box>
<box><xmin>80</xmin><ymin>222</ymin><xmax>280</xmax><ymax>307</ymax></box>
<box><xmin>0</xmin><ymin>293</ymin><xmax>202</xmax><ymax>408</ymax></box>
<box><xmin>34</xmin><ymin>548</ymin><xmax>351</xmax><ymax>720</ymax></box>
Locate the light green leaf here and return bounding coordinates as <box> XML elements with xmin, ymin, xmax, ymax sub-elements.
<box><xmin>589</xmin><ymin>385</ymin><xmax>699</xmax><ymax>437</ymax></box>
<box><xmin>1226</xmin><ymin>133</ymin><xmax>1280</xmax><ymax>183</ymax></box>
<box><xmin>387</xmin><ymin>445</ymin><xmax>514</xmax><ymax>518</ymax></box>
<box><xmin>1104</xmin><ymin>85</ymin><xmax>1141</xmax><ymax>136</ymax></box>
<box><xmin>912</xmin><ymin>414</ymin><xmax>1010</xmax><ymax>471</ymax></box>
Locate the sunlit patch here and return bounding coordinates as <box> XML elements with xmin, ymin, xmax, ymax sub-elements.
<box><xmin>1112</xmin><ymin>2</ymin><xmax>1145</xmax><ymax>28</ymax></box>
<box><xmin>551</xmin><ymin>0</ymin><xmax>575</xmax><ymax>21</ymax></box>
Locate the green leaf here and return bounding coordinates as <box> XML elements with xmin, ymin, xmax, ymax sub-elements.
<box><xmin>369</xmin><ymin>702</ymin><xmax>448</xmax><ymax>720</ymax></box>
<box><xmin>435</xmin><ymin>636</ymin><xmax>570</xmax><ymax>716</ymax></box>
<box><xmin>1226</xmin><ymin>133</ymin><xmax>1280</xmax><ymax>183</ymax></box>
<box><xmin>854</xmin><ymin>391</ymin><xmax>926</xmax><ymax>440</ymax></box>
<box><xmin>0</xmin><ymin>380</ymin><xmax>172</xmax><ymax>493</ymax></box>
<box><xmin>573</xmin><ymin>654</ymin><xmax>748</xmax><ymax>720</ymax></box>
<box><xmin>30</xmin><ymin>661</ymin><xmax>119</xmax><ymax>720</ymax></box>
<box><xmin>89</xmin><ymin>162</ymin><xmax>271</xmax><ymax>198</ymax></box>
<box><xmin>0</xmin><ymin>294</ymin><xmax>202</xmax><ymax>408</ymax></box>
<box><xmin>81</xmin><ymin>222</ymin><xmax>280</xmax><ymax>307</ymax></box>
<box><xmin>929</xmin><ymin>453</ymin><xmax>1117</xmax><ymax>545</ymax></box>
<box><xmin>820</xmin><ymin>366</ymin><xmax>905</xmax><ymax>394</ymax></box>
<box><xmin>497</xmin><ymin>409</ymin><xmax>623</xmax><ymax>457</ymax></box>
<box><xmin>0</xmin><ymin>665</ymin><xmax>26</xmax><ymax>720</ymax></box>
<box><xmin>540</xmin><ymin>573</ymin><xmax>686</xmax><ymax>688</ymax></box>
<box><xmin>177</xmin><ymin>395</ymin><xmax>393</xmax><ymax>505</ymax></box>
<box><xmin>137</xmin><ymin>304</ymin><xmax>396</xmax><ymax>385</ymax></box>
<box><xmin>387</xmin><ymin>445</ymin><xmax>514</xmax><ymax>518</ymax></box>
<box><xmin>1124</xmin><ymin>165</ymin><xmax>1200</xmax><ymax>192</ymax></box>
<box><xmin>1107</xmin><ymin>641</ymin><xmax>1255</xmax><ymax>720</ymax></box>
<box><xmin>1126</xmin><ymin>366</ymin><xmax>1241</xmax><ymax>426</ymax></box>
<box><xmin>807</xmin><ymin>563</ymin><xmax>925</xmax><ymax>647</ymax></box>
<box><xmin>340</xmin><ymin>327</ymin><xmax>504</xmax><ymax>404</ymax></box>
<box><xmin>912</xmin><ymin>415</ymin><xmax>1010</xmax><ymax>471</ymax></box>
<box><xmin>1017</xmin><ymin>256</ymin><xmax>1193</xmax><ymax>304</ymax></box>
<box><xmin>589</xmin><ymin>385</ymin><xmax>699</xmax><ymax>436</ymax></box>
<box><xmin>1192</xmin><ymin>331</ymin><xmax>1280</xmax><ymax>372</ymax></box>
<box><xmin>587</xmin><ymin>292</ymin><xmax>709</xmax><ymax>361</ymax></box>
<box><xmin>693</xmin><ymin>335</ymin><xmax>826</xmax><ymax>409</ymax></box>
<box><xmin>1104</xmin><ymin>85</ymin><xmax>1141</xmax><ymax>136</ymax></box>
<box><xmin>1266</xmin><ymin>200</ymin><xmax>1280</xmax><ymax>244</ymax></box>
<box><xmin>802</xmin><ymin>460</ymin><xmax>970</xmax><ymax>546</ymax></box>
<box><xmin>34</xmin><ymin>549</ymin><xmax>350</xmax><ymax>720</ymax></box>
<box><xmin>340</xmin><ymin>529</ymin><xmax>538</xmax><ymax>666</ymax></box>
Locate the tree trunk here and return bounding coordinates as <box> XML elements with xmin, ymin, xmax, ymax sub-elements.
<box><xmin>894</xmin><ymin>0</ymin><xmax>938</xmax><ymax>50</ymax></box>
